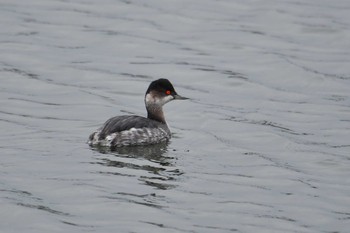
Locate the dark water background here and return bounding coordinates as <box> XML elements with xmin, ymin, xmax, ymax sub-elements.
<box><xmin>1</xmin><ymin>0</ymin><xmax>350</xmax><ymax>232</ymax></box>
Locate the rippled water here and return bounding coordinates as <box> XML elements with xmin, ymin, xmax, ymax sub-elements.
<box><xmin>1</xmin><ymin>0</ymin><xmax>350</xmax><ymax>232</ymax></box>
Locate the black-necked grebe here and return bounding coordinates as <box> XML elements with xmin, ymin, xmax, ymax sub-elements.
<box><xmin>88</xmin><ymin>79</ymin><xmax>188</xmax><ymax>148</ymax></box>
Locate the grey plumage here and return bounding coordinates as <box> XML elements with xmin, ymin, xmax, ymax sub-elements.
<box><xmin>88</xmin><ymin>115</ymin><xmax>171</xmax><ymax>148</ymax></box>
<box><xmin>97</xmin><ymin>115</ymin><xmax>161</xmax><ymax>139</ymax></box>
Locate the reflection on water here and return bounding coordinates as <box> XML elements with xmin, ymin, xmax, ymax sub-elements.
<box><xmin>92</xmin><ymin>142</ymin><xmax>170</xmax><ymax>161</ymax></box>
<box><xmin>91</xmin><ymin>143</ymin><xmax>182</xmax><ymax>190</ymax></box>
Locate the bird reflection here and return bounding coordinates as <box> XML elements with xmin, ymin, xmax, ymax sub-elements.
<box><xmin>91</xmin><ymin>142</ymin><xmax>182</xmax><ymax>190</ymax></box>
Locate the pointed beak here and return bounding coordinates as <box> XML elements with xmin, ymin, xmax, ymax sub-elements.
<box><xmin>173</xmin><ymin>94</ymin><xmax>189</xmax><ymax>100</ymax></box>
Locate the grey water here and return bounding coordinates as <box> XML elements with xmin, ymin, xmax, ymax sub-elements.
<box><xmin>1</xmin><ymin>0</ymin><xmax>350</xmax><ymax>232</ymax></box>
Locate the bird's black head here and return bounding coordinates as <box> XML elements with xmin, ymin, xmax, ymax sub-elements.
<box><xmin>144</xmin><ymin>79</ymin><xmax>188</xmax><ymax>123</ymax></box>
<box><xmin>146</xmin><ymin>78</ymin><xmax>177</xmax><ymax>96</ymax></box>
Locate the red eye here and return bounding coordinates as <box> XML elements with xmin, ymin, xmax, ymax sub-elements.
<box><xmin>166</xmin><ymin>90</ymin><xmax>171</xmax><ymax>95</ymax></box>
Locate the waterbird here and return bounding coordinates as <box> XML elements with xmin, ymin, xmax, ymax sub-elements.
<box><xmin>88</xmin><ymin>79</ymin><xmax>188</xmax><ymax>148</ymax></box>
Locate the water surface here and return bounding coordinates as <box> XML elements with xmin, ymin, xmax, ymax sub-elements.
<box><xmin>1</xmin><ymin>0</ymin><xmax>350</xmax><ymax>232</ymax></box>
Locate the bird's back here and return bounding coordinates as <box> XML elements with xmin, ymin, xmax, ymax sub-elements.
<box><xmin>88</xmin><ymin>115</ymin><xmax>171</xmax><ymax>148</ymax></box>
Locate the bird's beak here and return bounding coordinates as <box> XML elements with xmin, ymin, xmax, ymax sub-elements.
<box><xmin>173</xmin><ymin>94</ymin><xmax>189</xmax><ymax>100</ymax></box>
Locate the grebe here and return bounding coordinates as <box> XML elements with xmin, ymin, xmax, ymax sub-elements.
<box><xmin>88</xmin><ymin>79</ymin><xmax>188</xmax><ymax>148</ymax></box>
